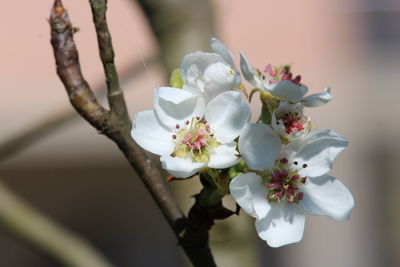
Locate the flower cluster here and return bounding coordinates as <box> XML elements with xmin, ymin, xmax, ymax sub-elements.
<box><xmin>131</xmin><ymin>38</ymin><xmax>354</xmax><ymax>247</ymax></box>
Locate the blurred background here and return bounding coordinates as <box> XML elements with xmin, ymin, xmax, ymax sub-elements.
<box><xmin>1</xmin><ymin>0</ymin><xmax>400</xmax><ymax>266</ymax></box>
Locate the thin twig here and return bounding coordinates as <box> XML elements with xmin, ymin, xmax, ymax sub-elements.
<box><xmin>89</xmin><ymin>0</ymin><xmax>127</xmax><ymax>119</ymax></box>
<box><xmin>0</xmin><ymin>178</ymin><xmax>114</xmax><ymax>267</ymax></box>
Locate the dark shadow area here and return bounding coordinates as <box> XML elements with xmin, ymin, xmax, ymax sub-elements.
<box><xmin>0</xmin><ymin>166</ymin><xmax>182</xmax><ymax>267</ymax></box>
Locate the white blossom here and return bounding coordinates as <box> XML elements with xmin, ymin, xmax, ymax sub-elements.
<box><xmin>271</xmin><ymin>102</ymin><xmax>311</xmax><ymax>143</ymax></box>
<box><xmin>132</xmin><ymin>88</ymin><xmax>250</xmax><ymax>178</ymax></box>
<box><xmin>180</xmin><ymin>38</ymin><xmax>241</xmax><ymax>103</ymax></box>
<box><xmin>240</xmin><ymin>51</ymin><xmax>331</xmax><ymax>107</ymax></box>
<box><xmin>231</xmin><ymin>128</ymin><xmax>353</xmax><ymax>247</ymax></box>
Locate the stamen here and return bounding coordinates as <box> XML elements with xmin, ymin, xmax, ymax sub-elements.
<box><xmin>171</xmin><ymin>117</ymin><xmax>219</xmax><ymax>163</ymax></box>
<box><xmin>281</xmin><ymin>113</ymin><xmax>305</xmax><ymax>134</ymax></box>
<box><xmin>273</xmin><ymin>192</ymin><xmax>283</xmax><ymax>199</ymax></box>
<box><xmin>267</xmin><ymin>183</ymin><xmax>279</xmax><ymax>189</ymax></box>
<box><xmin>280</xmin><ymin>158</ymin><xmax>288</xmax><ymax>164</ymax></box>
<box><xmin>261</xmin><ymin>63</ymin><xmax>302</xmax><ymax>87</ymax></box>
<box><xmin>263</xmin><ymin>159</ymin><xmax>308</xmax><ymax>204</ymax></box>
<box><xmin>279</xmin><ymin>169</ymin><xmax>289</xmax><ymax>178</ymax></box>
<box><xmin>297</xmin><ymin>192</ymin><xmax>304</xmax><ymax>201</ymax></box>
<box><xmin>293</xmin><ymin>75</ymin><xmax>301</xmax><ymax>85</ymax></box>
<box><xmin>290</xmin><ymin>174</ymin><xmax>300</xmax><ymax>181</ymax></box>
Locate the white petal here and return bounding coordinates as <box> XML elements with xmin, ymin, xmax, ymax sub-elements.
<box><xmin>268</xmin><ymin>81</ymin><xmax>307</xmax><ymax>101</ymax></box>
<box><xmin>299</xmin><ymin>85</ymin><xmax>308</xmax><ymax>97</ymax></box>
<box><xmin>210</xmin><ymin>37</ymin><xmax>236</xmax><ymax>67</ymax></box>
<box><xmin>206</xmin><ymin>91</ymin><xmax>251</xmax><ymax>143</ymax></box>
<box><xmin>271</xmin><ymin>109</ymin><xmax>287</xmax><ymax>137</ymax></box>
<box><xmin>160</xmin><ymin>155</ymin><xmax>206</xmax><ymax>178</ymax></box>
<box><xmin>181</xmin><ymin>84</ymin><xmax>202</xmax><ymax>96</ymax></box>
<box><xmin>239</xmin><ymin>123</ymin><xmax>281</xmax><ymax>171</ymax></box>
<box><xmin>286</xmin><ymin>129</ymin><xmax>348</xmax><ymax>177</ymax></box>
<box><xmin>239</xmin><ymin>51</ymin><xmax>261</xmax><ymax>88</ymax></box>
<box><xmin>276</xmin><ymin>101</ymin><xmax>303</xmax><ymax>114</ymax></box>
<box><xmin>208</xmin><ymin>142</ymin><xmax>240</xmax><ymax>169</ymax></box>
<box><xmin>180</xmin><ymin>51</ymin><xmax>222</xmax><ymax>78</ymax></box>
<box><xmin>202</xmin><ymin>61</ymin><xmax>241</xmax><ymax>102</ymax></box>
<box><xmin>183</xmin><ymin>64</ymin><xmax>201</xmax><ymax>87</ymax></box>
<box><xmin>202</xmin><ymin>81</ymin><xmax>230</xmax><ymax>103</ymax></box>
<box><xmin>271</xmin><ymin>102</ymin><xmax>309</xmax><ymax>140</ymax></box>
<box><xmin>255</xmin><ymin>203</ymin><xmax>305</xmax><ymax>247</ymax></box>
<box><xmin>300</xmin><ymin>175</ymin><xmax>354</xmax><ymax>221</ymax></box>
<box><xmin>131</xmin><ymin>110</ymin><xmax>174</xmax><ymax>156</ymax></box>
<box><xmin>229</xmin><ymin>173</ymin><xmax>271</xmax><ymax>219</ymax></box>
<box><xmin>203</xmin><ymin>61</ymin><xmax>240</xmax><ymax>89</ymax></box>
<box><xmin>153</xmin><ymin>87</ymin><xmax>206</xmax><ymax>128</ymax></box>
<box><xmin>302</xmin><ymin>87</ymin><xmax>332</xmax><ymax>107</ymax></box>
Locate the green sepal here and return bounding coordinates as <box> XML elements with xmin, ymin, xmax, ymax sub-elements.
<box><xmin>227</xmin><ymin>160</ymin><xmax>246</xmax><ymax>179</ymax></box>
<box><xmin>258</xmin><ymin>103</ymin><xmax>272</xmax><ymax>124</ymax></box>
<box><xmin>169</xmin><ymin>68</ymin><xmax>183</xmax><ymax>88</ymax></box>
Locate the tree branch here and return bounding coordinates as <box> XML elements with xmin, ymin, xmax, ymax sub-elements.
<box><xmin>50</xmin><ymin>1</ymin><xmax>221</xmax><ymax>266</ymax></box>
<box><xmin>179</xmin><ymin>173</ymin><xmax>238</xmax><ymax>267</ymax></box>
<box><xmin>50</xmin><ymin>0</ymin><xmax>185</xmax><ymax>244</ymax></box>
<box><xmin>0</xmin><ymin>178</ymin><xmax>114</xmax><ymax>267</ymax></box>
<box><xmin>0</xmin><ymin>54</ymin><xmax>158</xmax><ymax>164</ymax></box>
<box><xmin>50</xmin><ymin>0</ymin><xmax>110</xmax><ymax>130</ymax></box>
<box><xmin>89</xmin><ymin>0</ymin><xmax>127</xmax><ymax>120</ymax></box>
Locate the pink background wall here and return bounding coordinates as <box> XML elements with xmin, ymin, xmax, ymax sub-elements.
<box><xmin>1</xmin><ymin>0</ymin><xmax>399</xmax><ymax>266</ymax></box>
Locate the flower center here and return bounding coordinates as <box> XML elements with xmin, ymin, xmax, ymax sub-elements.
<box><xmin>171</xmin><ymin>117</ymin><xmax>220</xmax><ymax>163</ymax></box>
<box><xmin>277</xmin><ymin>110</ymin><xmax>309</xmax><ymax>134</ymax></box>
<box><xmin>259</xmin><ymin>64</ymin><xmax>301</xmax><ymax>85</ymax></box>
<box><xmin>261</xmin><ymin>158</ymin><xmax>307</xmax><ymax>204</ymax></box>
